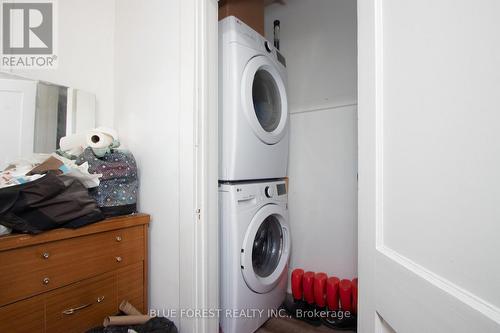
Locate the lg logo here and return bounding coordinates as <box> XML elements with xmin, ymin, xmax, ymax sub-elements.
<box><xmin>2</xmin><ymin>2</ymin><xmax>53</xmax><ymax>54</ymax></box>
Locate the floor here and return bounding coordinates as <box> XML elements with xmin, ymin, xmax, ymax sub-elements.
<box><xmin>256</xmin><ymin>317</ymin><xmax>355</xmax><ymax>333</ymax></box>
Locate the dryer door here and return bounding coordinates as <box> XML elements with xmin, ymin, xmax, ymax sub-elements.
<box><xmin>241</xmin><ymin>55</ymin><xmax>288</xmax><ymax>145</ymax></box>
<box><xmin>241</xmin><ymin>204</ymin><xmax>290</xmax><ymax>293</ymax></box>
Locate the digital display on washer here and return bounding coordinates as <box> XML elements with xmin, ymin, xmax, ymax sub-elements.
<box><xmin>277</xmin><ymin>183</ymin><xmax>286</xmax><ymax>195</ymax></box>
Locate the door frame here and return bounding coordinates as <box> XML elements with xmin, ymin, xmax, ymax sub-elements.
<box><xmin>357</xmin><ymin>0</ymin><xmax>378</xmax><ymax>330</ymax></box>
<box><xmin>178</xmin><ymin>0</ymin><xmax>219</xmax><ymax>332</ymax></box>
<box><xmin>195</xmin><ymin>2</ymin><xmax>366</xmax><ymax>332</ymax></box>
<box><xmin>196</xmin><ymin>1</ymin><xmax>500</xmax><ymax>332</ymax></box>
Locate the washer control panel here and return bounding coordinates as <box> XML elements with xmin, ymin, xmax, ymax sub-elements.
<box><xmin>222</xmin><ymin>180</ymin><xmax>288</xmax><ymax>205</ymax></box>
<box><xmin>265</xmin><ymin>182</ymin><xmax>286</xmax><ymax>198</ymax></box>
<box><xmin>264</xmin><ymin>185</ymin><xmax>275</xmax><ymax>198</ymax></box>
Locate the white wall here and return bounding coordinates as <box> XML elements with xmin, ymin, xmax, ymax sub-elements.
<box><xmin>8</xmin><ymin>0</ymin><xmax>115</xmax><ymax>127</ymax></box>
<box><xmin>113</xmin><ymin>0</ymin><xmax>180</xmax><ymax>325</ymax></box>
<box><xmin>265</xmin><ymin>0</ymin><xmax>357</xmax><ymax>112</ymax></box>
<box><xmin>2</xmin><ymin>0</ymin><xmax>185</xmax><ymax>323</ymax></box>
<box><xmin>287</xmin><ymin>105</ymin><xmax>358</xmax><ymax>279</ymax></box>
<box><xmin>265</xmin><ymin>0</ymin><xmax>358</xmax><ymax>281</ymax></box>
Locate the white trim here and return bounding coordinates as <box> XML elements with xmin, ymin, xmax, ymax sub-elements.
<box><xmin>379</xmin><ymin>246</ymin><xmax>500</xmax><ymax>324</ymax></box>
<box><xmin>289</xmin><ymin>102</ymin><xmax>357</xmax><ymax>116</ymax></box>
<box><xmin>289</xmin><ymin>101</ymin><xmax>357</xmax><ymax>115</ymax></box>
<box><xmin>374</xmin><ymin>0</ymin><xmax>384</xmax><ymax>250</ymax></box>
<box><xmin>374</xmin><ymin>250</ymin><xmax>500</xmax><ymax>332</ymax></box>
<box><xmin>357</xmin><ymin>0</ymin><xmax>378</xmax><ymax>331</ymax></box>
<box><xmin>178</xmin><ymin>0</ymin><xmax>219</xmax><ymax>332</ymax></box>
<box><xmin>178</xmin><ymin>0</ymin><xmax>196</xmax><ymax>331</ymax></box>
<box><xmin>198</xmin><ymin>0</ymin><xmax>219</xmax><ymax>332</ymax></box>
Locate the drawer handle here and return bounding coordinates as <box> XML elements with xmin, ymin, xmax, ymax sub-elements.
<box><xmin>62</xmin><ymin>296</ymin><xmax>105</xmax><ymax>315</ymax></box>
<box><xmin>115</xmin><ymin>256</ymin><xmax>122</xmax><ymax>263</ymax></box>
<box><xmin>42</xmin><ymin>277</ymin><xmax>50</xmax><ymax>285</ymax></box>
<box><xmin>41</xmin><ymin>252</ymin><xmax>50</xmax><ymax>259</ymax></box>
<box><xmin>62</xmin><ymin>303</ymin><xmax>92</xmax><ymax>315</ymax></box>
<box><xmin>116</xmin><ymin>235</ymin><xmax>122</xmax><ymax>242</ymax></box>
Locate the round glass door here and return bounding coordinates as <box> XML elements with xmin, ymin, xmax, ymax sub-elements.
<box><xmin>252</xmin><ymin>70</ymin><xmax>282</xmax><ymax>133</ymax></box>
<box><xmin>252</xmin><ymin>215</ymin><xmax>283</xmax><ymax>278</ymax></box>
<box><xmin>241</xmin><ymin>204</ymin><xmax>290</xmax><ymax>293</ymax></box>
<box><xmin>242</xmin><ymin>56</ymin><xmax>288</xmax><ymax>145</ymax></box>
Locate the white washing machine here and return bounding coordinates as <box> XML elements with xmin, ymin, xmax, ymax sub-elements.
<box><xmin>219</xmin><ymin>180</ymin><xmax>291</xmax><ymax>333</ymax></box>
<box><xmin>219</xmin><ymin>16</ymin><xmax>289</xmax><ymax>181</ymax></box>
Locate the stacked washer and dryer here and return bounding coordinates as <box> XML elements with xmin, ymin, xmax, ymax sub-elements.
<box><xmin>219</xmin><ymin>17</ymin><xmax>291</xmax><ymax>333</ymax></box>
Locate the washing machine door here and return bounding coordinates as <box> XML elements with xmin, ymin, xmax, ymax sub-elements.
<box><xmin>241</xmin><ymin>55</ymin><xmax>288</xmax><ymax>145</ymax></box>
<box><xmin>241</xmin><ymin>204</ymin><xmax>290</xmax><ymax>294</ymax></box>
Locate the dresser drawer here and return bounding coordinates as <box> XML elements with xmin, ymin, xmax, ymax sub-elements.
<box><xmin>0</xmin><ymin>295</ymin><xmax>45</xmax><ymax>333</ymax></box>
<box><xmin>46</xmin><ymin>272</ymin><xmax>117</xmax><ymax>333</ymax></box>
<box><xmin>0</xmin><ymin>263</ymin><xmax>146</xmax><ymax>333</ymax></box>
<box><xmin>0</xmin><ymin>226</ymin><xmax>144</xmax><ymax>306</ymax></box>
<box><xmin>117</xmin><ymin>262</ymin><xmax>145</xmax><ymax>313</ymax></box>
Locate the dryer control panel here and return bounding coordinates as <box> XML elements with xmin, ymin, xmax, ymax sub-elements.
<box><xmin>220</xmin><ymin>16</ymin><xmax>287</xmax><ymax>70</ymax></box>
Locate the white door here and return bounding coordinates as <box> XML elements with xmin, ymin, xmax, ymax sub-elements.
<box><xmin>241</xmin><ymin>204</ymin><xmax>290</xmax><ymax>294</ymax></box>
<box><xmin>242</xmin><ymin>56</ymin><xmax>288</xmax><ymax>144</ymax></box>
<box><xmin>358</xmin><ymin>0</ymin><xmax>500</xmax><ymax>332</ymax></box>
<box><xmin>0</xmin><ymin>77</ymin><xmax>37</xmax><ymax>170</ymax></box>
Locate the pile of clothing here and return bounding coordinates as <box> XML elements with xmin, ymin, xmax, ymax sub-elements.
<box><xmin>0</xmin><ymin>128</ymin><xmax>138</xmax><ymax>235</ymax></box>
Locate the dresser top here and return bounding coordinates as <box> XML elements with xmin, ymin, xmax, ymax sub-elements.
<box><xmin>0</xmin><ymin>213</ymin><xmax>150</xmax><ymax>252</ymax></box>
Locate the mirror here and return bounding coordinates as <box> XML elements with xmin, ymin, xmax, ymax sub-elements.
<box><xmin>0</xmin><ymin>72</ymin><xmax>96</xmax><ymax>169</ymax></box>
<box><xmin>34</xmin><ymin>82</ymin><xmax>68</xmax><ymax>153</ymax></box>
<box><xmin>33</xmin><ymin>81</ymin><xmax>96</xmax><ymax>153</ymax></box>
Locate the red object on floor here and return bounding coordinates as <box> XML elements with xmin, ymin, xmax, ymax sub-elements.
<box><xmin>303</xmin><ymin>271</ymin><xmax>315</xmax><ymax>304</ymax></box>
<box><xmin>313</xmin><ymin>273</ymin><xmax>328</xmax><ymax>307</ymax></box>
<box><xmin>291</xmin><ymin>269</ymin><xmax>305</xmax><ymax>301</ymax></box>
<box><xmin>339</xmin><ymin>279</ymin><xmax>352</xmax><ymax>312</ymax></box>
<box><xmin>352</xmin><ymin>278</ymin><xmax>358</xmax><ymax>314</ymax></box>
<box><xmin>326</xmin><ymin>277</ymin><xmax>340</xmax><ymax>310</ymax></box>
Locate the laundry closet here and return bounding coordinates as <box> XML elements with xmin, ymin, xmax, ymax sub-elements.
<box><xmin>264</xmin><ymin>0</ymin><xmax>358</xmax><ymax>289</ymax></box>
<box><xmin>218</xmin><ymin>0</ymin><xmax>358</xmax><ymax>332</ymax></box>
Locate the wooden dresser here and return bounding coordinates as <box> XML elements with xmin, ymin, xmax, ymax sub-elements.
<box><xmin>0</xmin><ymin>213</ymin><xmax>149</xmax><ymax>333</ymax></box>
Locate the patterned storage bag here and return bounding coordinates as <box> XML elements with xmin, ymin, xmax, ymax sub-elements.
<box><xmin>77</xmin><ymin>147</ymin><xmax>138</xmax><ymax>218</ymax></box>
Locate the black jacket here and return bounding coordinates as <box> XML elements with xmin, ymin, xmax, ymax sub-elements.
<box><xmin>0</xmin><ymin>172</ymin><xmax>103</xmax><ymax>234</ymax></box>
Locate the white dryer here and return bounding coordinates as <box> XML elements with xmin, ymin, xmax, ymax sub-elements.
<box><xmin>220</xmin><ymin>180</ymin><xmax>291</xmax><ymax>333</ymax></box>
<box><xmin>219</xmin><ymin>16</ymin><xmax>289</xmax><ymax>181</ymax></box>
